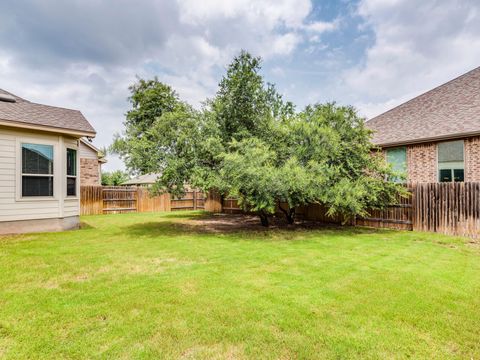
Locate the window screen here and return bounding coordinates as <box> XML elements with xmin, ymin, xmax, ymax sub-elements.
<box><xmin>21</xmin><ymin>143</ymin><xmax>54</xmax><ymax>197</ymax></box>
<box><xmin>22</xmin><ymin>143</ymin><xmax>53</xmax><ymax>174</ymax></box>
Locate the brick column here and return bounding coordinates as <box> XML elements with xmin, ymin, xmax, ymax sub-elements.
<box><xmin>80</xmin><ymin>158</ymin><xmax>100</xmax><ymax>186</ymax></box>
<box><xmin>407</xmin><ymin>143</ymin><xmax>436</xmax><ymax>183</ymax></box>
<box><xmin>465</xmin><ymin>136</ymin><xmax>480</xmax><ymax>182</ymax></box>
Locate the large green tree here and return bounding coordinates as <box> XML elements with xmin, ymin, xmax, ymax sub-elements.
<box><xmin>112</xmin><ymin>51</ymin><xmax>403</xmax><ymax>226</ymax></box>
<box><xmin>112</xmin><ymin>78</ymin><xmax>207</xmax><ymax>197</ymax></box>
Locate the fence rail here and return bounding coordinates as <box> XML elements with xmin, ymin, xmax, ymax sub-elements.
<box><xmin>81</xmin><ymin>186</ymin><xmax>206</xmax><ymax>215</ymax></box>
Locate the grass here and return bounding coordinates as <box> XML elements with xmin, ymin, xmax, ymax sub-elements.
<box><xmin>0</xmin><ymin>211</ymin><xmax>479</xmax><ymax>359</ymax></box>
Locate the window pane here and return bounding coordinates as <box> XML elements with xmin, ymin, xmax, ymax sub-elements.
<box><xmin>438</xmin><ymin>141</ymin><xmax>463</xmax><ymax>162</ymax></box>
<box><xmin>67</xmin><ymin>148</ymin><xmax>77</xmax><ymax>176</ymax></box>
<box><xmin>22</xmin><ymin>176</ymin><xmax>53</xmax><ymax>196</ymax></box>
<box><xmin>454</xmin><ymin>169</ymin><xmax>464</xmax><ymax>182</ymax></box>
<box><xmin>22</xmin><ymin>143</ymin><xmax>53</xmax><ymax>174</ymax></box>
<box><xmin>439</xmin><ymin>169</ymin><xmax>452</xmax><ymax>182</ymax></box>
<box><xmin>67</xmin><ymin>177</ymin><xmax>76</xmax><ymax>196</ymax></box>
<box><xmin>386</xmin><ymin>147</ymin><xmax>407</xmax><ymax>182</ymax></box>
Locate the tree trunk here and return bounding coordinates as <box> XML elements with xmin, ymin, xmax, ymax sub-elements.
<box><xmin>286</xmin><ymin>208</ymin><xmax>295</xmax><ymax>225</ymax></box>
<box><xmin>258</xmin><ymin>210</ymin><xmax>269</xmax><ymax>227</ymax></box>
<box><xmin>278</xmin><ymin>202</ymin><xmax>295</xmax><ymax>224</ymax></box>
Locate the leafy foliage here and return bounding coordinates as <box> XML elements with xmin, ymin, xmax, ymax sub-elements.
<box><xmin>112</xmin><ymin>51</ymin><xmax>404</xmax><ymax>226</ymax></box>
<box><xmin>101</xmin><ymin>170</ymin><xmax>130</xmax><ymax>186</ymax></box>
<box><xmin>111</xmin><ymin>78</ymin><xmax>183</xmax><ymax>175</ymax></box>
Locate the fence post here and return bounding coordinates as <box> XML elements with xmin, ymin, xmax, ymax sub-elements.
<box><xmin>205</xmin><ymin>190</ymin><xmax>223</xmax><ymax>213</ymax></box>
<box><xmin>193</xmin><ymin>190</ymin><xmax>197</xmax><ymax>210</ymax></box>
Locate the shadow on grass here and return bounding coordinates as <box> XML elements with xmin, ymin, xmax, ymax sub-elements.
<box><xmin>79</xmin><ymin>222</ymin><xmax>95</xmax><ymax>230</ymax></box>
<box><xmin>158</xmin><ymin>211</ymin><xmax>213</xmax><ymax>220</ymax></box>
<box><xmin>123</xmin><ymin>212</ymin><xmax>392</xmax><ymax>242</ymax></box>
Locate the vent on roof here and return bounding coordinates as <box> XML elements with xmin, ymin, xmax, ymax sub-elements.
<box><xmin>0</xmin><ymin>93</ymin><xmax>16</xmax><ymax>103</ymax></box>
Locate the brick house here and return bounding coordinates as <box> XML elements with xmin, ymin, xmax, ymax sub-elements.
<box><xmin>366</xmin><ymin>66</ymin><xmax>480</xmax><ymax>183</ymax></box>
<box><xmin>79</xmin><ymin>138</ymin><xmax>106</xmax><ymax>186</ymax></box>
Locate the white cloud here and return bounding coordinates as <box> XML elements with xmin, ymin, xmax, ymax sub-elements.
<box><xmin>1</xmin><ymin>0</ymin><xmax>344</xmax><ymax>170</ymax></box>
<box><xmin>304</xmin><ymin>19</ymin><xmax>339</xmax><ymax>33</ymax></box>
<box><xmin>346</xmin><ymin>0</ymin><xmax>480</xmax><ymax>117</ymax></box>
<box><xmin>178</xmin><ymin>0</ymin><xmax>312</xmax><ymax>29</ymax></box>
<box><xmin>270</xmin><ymin>33</ymin><xmax>302</xmax><ymax>56</ymax></box>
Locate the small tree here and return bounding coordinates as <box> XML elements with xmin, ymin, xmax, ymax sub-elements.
<box><xmin>101</xmin><ymin>170</ymin><xmax>129</xmax><ymax>186</ymax></box>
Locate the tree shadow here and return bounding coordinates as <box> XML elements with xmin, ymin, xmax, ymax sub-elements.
<box><xmin>123</xmin><ymin>212</ymin><xmax>391</xmax><ymax>241</ymax></box>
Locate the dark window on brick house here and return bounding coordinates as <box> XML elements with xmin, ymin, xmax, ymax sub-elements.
<box><xmin>438</xmin><ymin>140</ymin><xmax>464</xmax><ymax>182</ymax></box>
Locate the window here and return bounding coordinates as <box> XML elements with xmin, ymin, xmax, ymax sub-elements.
<box><xmin>66</xmin><ymin>148</ymin><xmax>77</xmax><ymax>196</ymax></box>
<box><xmin>21</xmin><ymin>143</ymin><xmax>54</xmax><ymax>197</ymax></box>
<box><xmin>438</xmin><ymin>140</ymin><xmax>464</xmax><ymax>182</ymax></box>
<box><xmin>386</xmin><ymin>147</ymin><xmax>407</xmax><ymax>182</ymax></box>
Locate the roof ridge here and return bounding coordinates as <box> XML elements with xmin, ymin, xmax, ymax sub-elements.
<box><xmin>368</xmin><ymin>65</ymin><xmax>480</xmax><ymax>122</ymax></box>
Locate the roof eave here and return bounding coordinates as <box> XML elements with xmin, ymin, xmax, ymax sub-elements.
<box><xmin>0</xmin><ymin>118</ymin><xmax>96</xmax><ymax>138</ymax></box>
<box><xmin>80</xmin><ymin>138</ymin><xmax>101</xmax><ymax>152</ymax></box>
<box><xmin>373</xmin><ymin>130</ymin><xmax>480</xmax><ymax>148</ymax></box>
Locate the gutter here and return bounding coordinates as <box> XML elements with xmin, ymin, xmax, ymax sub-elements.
<box><xmin>373</xmin><ymin>130</ymin><xmax>480</xmax><ymax>148</ymax></box>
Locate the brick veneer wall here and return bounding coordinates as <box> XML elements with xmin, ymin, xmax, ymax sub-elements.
<box><xmin>406</xmin><ymin>143</ymin><xmax>437</xmax><ymax>183</ymax></box>
<box><xmin>80</xmin><ymin>158</ymin><xmax>100</xmax><ymax>186</ymax></box>
<box><xmin>465</xmin><ymin>136</ymin><xmax>480</xmax><ymax>181</ymax></box>
<box><xmin>392</xmin><ymin>136</ymin><xmax>480</xmax><ymax>183</ymax></box>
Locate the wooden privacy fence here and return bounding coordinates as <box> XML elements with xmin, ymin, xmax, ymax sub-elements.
<box><xmin>412</xmin><ymin>182</ymin><xmax>480</xmax><ymax>238</ymax></box>
<box><xmin>82</xmin><ymin>183</ymin><xmax>480</xmax><ymax>238</ymax></box>
<box><xmin>81</xmin><ymin>186</ymin><xmax>206</xmax><ymax>215</ymax></box>
<box><xmin>356</xmin><ymin>189</ymin><xmax>413</xmax><ymax>231</ymax></box>
<box><xmin>210</xmin><ymin>183</ymin><xmax>480</xmax><ymax>238</ymax></box>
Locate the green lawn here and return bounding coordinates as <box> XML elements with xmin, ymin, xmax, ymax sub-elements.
<box><xmin>1</xmin><ymin>212</ymin><xmax>479</xmax><ymax>359</ymax></box>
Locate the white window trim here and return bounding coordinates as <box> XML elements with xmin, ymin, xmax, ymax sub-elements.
<box><xmin>15</xmin><ymin>137</ymin><xmax>60</xmax><ymax>202</ymax></box>
<box><xmin>65</xmin><ymin>146</ymin><xmax>80</xmax><ymax>199</ymax></box>
<box><xmin>437</xmin><ymin>140</ymin><xmax>465</xmax><ymax>182</ymax></box>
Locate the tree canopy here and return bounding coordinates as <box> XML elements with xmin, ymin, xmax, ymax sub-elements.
<box><xmin>112</xmin><ymin>51</ymin><xmax>403</xmax><ymax>226</ymax></box>
<box><xmin>101</xmin><ymin>170</ymin><xmax>130</xmax><ymax>186</ymax></box>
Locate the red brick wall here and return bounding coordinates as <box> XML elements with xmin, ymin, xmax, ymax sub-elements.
<box><xmin>465</xmin><ymin>136</ymin><xmax>480</xmax><ymax>181</ymax></box>
<box><xmin>384</xmin><ymin>136</ymin><xmax>480</xmax><ymax>183</ymax></box>
<box><xmin>80</xmin><ymin>158</ymin><xmax>100</xmax><ymax>186</ymax></box>
<box><xmin>406</xmin><ymin>143</ymin><xmax>437</xmax><ymax>183</ymax></box>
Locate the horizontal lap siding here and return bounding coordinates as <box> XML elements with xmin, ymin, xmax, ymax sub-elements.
<box><xmin>0</xmin><ymin>127</ymin><xmax>80</xmax><ymax>222</ymax></box>
<box><xmin>79</xmin><ymin>141</ymin><xmax>98</xmax><ymax>159</ymax></box>
<box><xmin>0</xmin><ymin>135</ymin><xmax>16</xmax><ymax>216</ymax></box>
<box><xmin>64</xmin><ymin>199</ymin><xmax>80</xmax><ymax>217</ymax></box>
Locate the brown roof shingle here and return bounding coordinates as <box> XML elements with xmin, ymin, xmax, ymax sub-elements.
<box><xmin>366</xmin><ymin>66</ymin><xmax>480</xmax><ymax>147</ymax></box>
<box><xmin>0</xmin><ymin>89</ymin><xmax>96</xmax><ymax>136</ymax></box>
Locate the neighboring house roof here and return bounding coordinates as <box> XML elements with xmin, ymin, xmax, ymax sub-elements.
<box><xmin>80</xmin><ymin>138</ymin><xmax>107</xmax><ymax>163</ymax></box>
<box><xmin>121</xmin><ymin>173</ymin><xmax>161</xmax><ymax>186</ymax></box>
<box><xmin>366</xmin><ymin>66</ymin><xmax>480</xmax><ymax>147</ymax></box>
<box><xmin>0</xmin><ymin>88</ymin><xmax>96</xmax><ymax>137</ymax></box>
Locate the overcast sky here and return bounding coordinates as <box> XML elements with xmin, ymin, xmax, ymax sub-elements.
<box><xmin>1</xmin><ymin>0</ymin><xmax>480</xmax><ymax>171</ymax></box>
